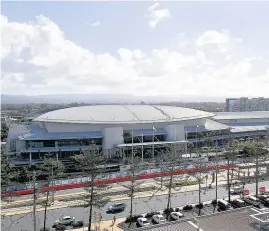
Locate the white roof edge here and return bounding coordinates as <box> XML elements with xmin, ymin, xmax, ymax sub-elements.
<box><xmin>33</xmin><ymin>114</ymin><xmax>214</xmax><ymax>124</ymax></box>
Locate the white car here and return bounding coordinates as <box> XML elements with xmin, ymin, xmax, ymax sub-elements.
<box><xmin>152</xmin><ymin>214</ymin><xmax>166</xmax><ymax>224</ymax></box>
<box><xmin>54</xmin><ymin>216</ymin><xmax>75</xmax><ymax>225</ymax></box>
<box><xmin>230</xmin><ymin>186</ymin><xmax>244</xmax><ymax>195</ymax></box>
<box><xmin>170</xmin><ymin>212</ymin><xmax>184</xmax><ymax>220</ymax></box>
<box><xmin>137</xmin><ymin>217</ymin><xmax>151</xmax><ymax>227</ymax></box>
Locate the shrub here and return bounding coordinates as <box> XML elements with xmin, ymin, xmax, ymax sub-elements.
<box><xmin>164</xmin><ymin>208</ymin><xmax>174</xmax><ymax>214</ymax></box>
<box><xmin>183</xmin><ymin>205</ymin><xmax>193</xmax><ymax>211</ymax></box>
<box><xmin>195</xmin><ymin>203</ymin><xmax>204</xmax><ymax>209</ymax></box>
<box><xmin>125</xmin><ymin>215</ymin><xmax>143</xmax><ymax>223</ymax></box>
<box><xmin>211</xmin><ymin>199</ymin><xmax>217</xmax><ymax>205</ymax></box>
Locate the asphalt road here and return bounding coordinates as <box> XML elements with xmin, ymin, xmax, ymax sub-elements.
<box><xmin>2</xmin><ymin>181</ymin><xmax>269</xmax><ymax>231</ymax></box>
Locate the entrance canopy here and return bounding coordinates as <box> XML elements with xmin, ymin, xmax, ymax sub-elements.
<box><xmin>115</xmin><ymin>140</ymin><xmax>187</xmax><ymax>148</ymax></box>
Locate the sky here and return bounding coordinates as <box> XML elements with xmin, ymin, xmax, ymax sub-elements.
<box><xmin>1</xmin><ymin>1</ymin><xmax>269</xmax><ymax>99</ymax></box>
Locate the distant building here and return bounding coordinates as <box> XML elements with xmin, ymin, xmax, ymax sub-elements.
<box><xmin>226</xmin><ymin>97</ymin><xmax>269</xmax><ymax>112</ymax></box>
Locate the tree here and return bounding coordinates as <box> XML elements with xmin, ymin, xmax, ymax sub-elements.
<box><xmin>41</xmin><ymin>156</ymin><xmax>65</xmax><ymax>231</ymax></box>
<box><xmin>1</xmin><ymin>122</ymin><xmax>9</xmax><ymax>141</ymax></box>
<box><xmin>187</xmin><ymin>142</ymin><xmax>195</xmax><ymax>158</ymax></box>
<box><xmin>163</xmin><ymin>144</ymin><xmax>184</xmax><ymax>213</ymax></box>
<box><xmin>72</xmin><ymin>147</ymin><xmax>109</xmax><ymax>231</ymax></box>
<box><xmin>1</xmin><ymin>151</ymin><xmax>16</xmax><ymax>194</ymax></box>
<box><xmin>122</xmin><ymin>156</ymin><xmax>147</xmax><ymax>226</ymax></box>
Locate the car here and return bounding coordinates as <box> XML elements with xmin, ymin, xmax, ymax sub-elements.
<box><xmin>137</xmin><ymin>217</ymin><xmax>151</xmax><ymax>227</ymax></box>
<box><xmin>257</xmin><ymin>195</ymin><xmax>269</xmax><ymax>206</ymax></box>
<box><xmin>231</xmin><ymin>199</ymin><xmax>246</xmax><ymax>208</ymax></box>
<box><xmin>170</xmin><ymin>212</ymin><xmax>184</xmax><ymax>220</ymax></box>
<box><xmin>243</xmin><ymin>196</ymin><xmax>261</xmax><ymax>208</ymax></box>
<box><xmin>152</xmin><ymin>214</ymin><xmax>166</xmax><ymax>224</ymax></box>
<box><xmin>72</xmin><ymin>220</ymin><xmax>84</xmax><ymax>228</ymax></box>
<box><xmin>107</xmin><ymin>203</ymin><xmax>126</xmax><ymax>213</ymax></box>
<box><xmin>230</xmin><ymin>186</ymin><xmax>244</xmax><ymax>195</ymax></box>
<box><xmin>217</xmin><ymin>199</ymin><xmax>232</xmax><ymax>211</ymax></box>
<box><xmin>54</xmin><ymin>216</ymin><xmax>75</xmax><ymax>226</ymax></box>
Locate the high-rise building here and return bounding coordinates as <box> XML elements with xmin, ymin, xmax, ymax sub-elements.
<box><xmin>226</xmin><ymin>97</ymin><xmax>269</xmax><ymax>112</ymax></box>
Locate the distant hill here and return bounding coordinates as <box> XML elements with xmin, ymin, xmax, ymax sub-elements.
<box><xmin>1</xmin><ymin>94</ymin><xmax>226</xmax><ymax>104</ymax></box>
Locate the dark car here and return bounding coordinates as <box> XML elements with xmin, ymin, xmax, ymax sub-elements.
<box><xmin>257</xmin><ymin>195</ymin><xmax>269</xmax><ymax>206</ymax></box>
<box><xmin>243</xmin><ymin>196</ymin><xmax>261</xmax><ymax>208</ymax></box>
<box><xmin>107</xmin><ymin>203</ymin><xmax>126</xmax><ymax>213</ymax></box>
<box><xmin>231</xmin><ymin>199</ymin><xmax>246</xmax><ymax>208</ymax></box>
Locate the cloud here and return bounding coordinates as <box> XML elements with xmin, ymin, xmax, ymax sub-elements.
<box><xmin>90</xmin><ymin>21</ymin><xmax>101</xmax><ymax>27</ymax></box>
<box><xmin>146</xmin><ymin>3</ymin><xmax>171</xmax><ymax>28</ymax></box>
<box><xmin>1</xmin><ymin>14</ymin><xmax>269</xmax><ymax>98</ymax></box>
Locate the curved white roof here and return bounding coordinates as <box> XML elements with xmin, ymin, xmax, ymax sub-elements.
<box><xmin>34</xmin><ymin>105</ymin><xmax>214</xmax><ymax>124</ymax></box>
<box><xmin>214</xmin><ymin>111</ymin><xmax>269</xmax><ymax>120</ymax></box>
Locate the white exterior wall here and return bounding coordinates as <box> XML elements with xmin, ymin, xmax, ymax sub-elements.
<box><xmin>165</xmin><ymin>124</ymin><xmax>185</xmax><ymax>141</ymax></box>
<box><xmin>6</xmin><ymin>124</ymin><xmax>29</xmax><ymax>153</ymax></box>
<box><xmin>16</xmin><ymin>140</ymin><xmax>26</xmax><ymax>156</ymax></box>
<box><xmin>102</xmin><ymin>127</ymin><xmax>124</xmax><ymax>157</ymax></box>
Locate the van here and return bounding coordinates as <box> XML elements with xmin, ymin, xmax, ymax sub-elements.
<box><xmin>217</xmin><ymin>199</ymin><xmax>231</xmax><ymax>211</ymax></box>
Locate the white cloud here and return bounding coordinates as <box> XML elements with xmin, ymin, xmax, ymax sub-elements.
<box><xmin>146</xmin><ymin>3</ymin><xmax>171</xmax><ymax>28</ymax></box>
<box><xmin>1</xmin><ymin>14</ymin><xmax>269</xmax><ymax>98</ymax></box>
<box><xmin>90</xmin><ymin>21</ymin><xmax>101</xmax><ymax>27</ymax></box>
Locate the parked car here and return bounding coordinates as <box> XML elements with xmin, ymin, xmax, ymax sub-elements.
<box><xmin>137</xmin><ymin>218</ymin><xmax>151</xmax><ymax>227</ymax></box>
<box><xmin>54</xmin><ymin>216</ymin><xmax>75</xmax><ymax>226</ymax></box>
<box><xmin>231</xmin><ymin>199</ymin><xmax>246</xmax><ymax>208</ymax></box>
<box><xmin>257</xmin><ymin>195</ymin><xmax>269</xmax><ymax>206</ymax></box>
<box><xmin>152</xmin><ymin>215</ymin><xmax>166</xmax><ymax>224</ymax></box>
<box><xmin>243</xmin><ymin>196</ymin><xmax>261</xmax><ymax>208</ymax></box>
<box><xmin>217</xmin><ymin>199</ymin><xmax>232</xmax><ymax>211</ymax></box>
<box><xmin>107</xmin><ymin>203</ymin><xmax>126</xmax><ymax>213</ymax></box>
<box><xmin>230</xmin><ymin>186</ymin><xmax>244</xmax><ymax>195</ymax></box>
<box><xmin>170</xmin><ymin>212</ymin><xmax>184</xmax><ymax>220</ymax></box>
<box><xmin>72</xmin><ymin>220</ymin><xmax>84</xmax><ymax>228</ymax></box>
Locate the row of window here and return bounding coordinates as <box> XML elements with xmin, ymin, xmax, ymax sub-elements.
<box><xmin>124</xmin><ymin>135</ymin><xmax>166</xmax><ymax>144</ymax></box>
<box><xmin>25</xmin><ymin>138</ymin><xmax>103</xmax><ymax>149</ymax></box>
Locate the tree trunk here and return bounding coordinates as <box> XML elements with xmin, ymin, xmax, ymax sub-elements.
<box><xmin>167</xmin><ymin>174</ymin><xmax>173</xmax><ymax>211</ymax></box>
<box><xmin>88</xmin><ymin>177</ymin><xmax>94</xmax><ymax>231</ymax></box>
<box><xmin>255</xmin><ymin>148</ymin><xmax>259</xmax><ymax>197</ymax></box>
<box><xmin>43</xmin><ymin>190</ymin><xmax>50</xmax><ymax>231</ymax></box>
<box><xmin>198</xmin><ymin>178</ymin><xmax>201</xmax><ymax>216</ymax></box>
<box><xmin>129</xmin><ymin>184</ymin><xmax>134</xmax><ymax>227</ymax></box>
<box><xmin>227</xmin><ymin>154</ymin><xmax>231</xmax><ymax>203</ymax></box>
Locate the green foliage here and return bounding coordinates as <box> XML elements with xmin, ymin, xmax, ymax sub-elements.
<box><xmin>1</xmin><ymin>122</ymin><xmax>9</xmax><ymax>141</ymax></box>
<box><xmin>1</xmin><ymin>151</ymin><xmax>16</xmax><ymax>191</ymax></box>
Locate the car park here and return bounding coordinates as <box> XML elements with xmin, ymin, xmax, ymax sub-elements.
<box><xmin>243</xmin><ymin>196</ymin><xmax>261</xmax><ymax>208</ymax></box>
<box><xmin>231</xmin><ymin>199</ymin><xmax>246</xmax><ymax>208</ymax></box>
<box><xmin>54</xmin><ymin>216</ymin><xmax>75</xmax><ymax>226</ymax></box>
<box><xmin>152</xmin><ymin>214</ymin><xmax>166</xmax><ymax>224</ymax></box>
<box><xmin>170</xmin><ymin>212</ymin><xmax>184</xmax><ymax>220</ymax></box>
<box><xmin>107</xmin><ymin>203</ymin><xmax>126</xmax><ymax>213</ymax></box>
<box><xmin>217</xmin><ymin>199</ymin><xmax>232</xmax><ymax>211</ymax></box>
<box><xmin>137</xmin><ymin>217</ymin><xmax>151</xmax><ymax>227</ymax></box>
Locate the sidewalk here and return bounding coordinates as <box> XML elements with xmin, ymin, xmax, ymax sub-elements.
<box><xmin>72</xmin><ymin>218</ymin><xmax>126</xmax><ymax>231</ymax></box>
